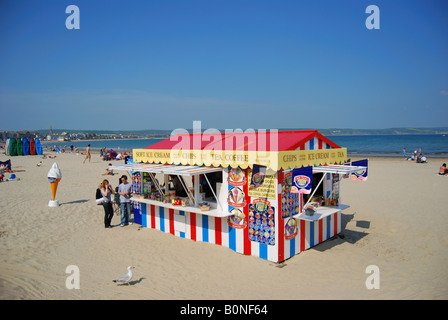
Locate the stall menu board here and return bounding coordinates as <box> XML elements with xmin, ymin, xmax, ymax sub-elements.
<box><xmin>131</xmin><ymin>172</ymin><xmax>142</xmax><ymax>218</ymax></box>
<box><xmin>326</xmin><ymin>173</ymin><xmax>340</xmax><ymax>206</ymax></box>
<box><xmin>281</xmin><ymin>171</ymin><xmax>301</xmax><ymax>219</ymax></box>
<box><xmin>248</xmin><ymin>199</ymin><xmax>275</xmax><ymax>245</ymax></box>
<box><xmin>142</xmin><ymin>172</ymin><xmax>152</xmax><ymax>194</ymax></box>
<box><xmin>131</xmin><ymin>172</ymin><xmax>141</xmax><ymax>194</ymax></box>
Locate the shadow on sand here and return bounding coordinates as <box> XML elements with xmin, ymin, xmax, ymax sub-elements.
<box><xmin>312</xmin><ymin>212</ymin><xmax>370</xmax><ymax>252</ymax></box>
<box><xmin>115</xmin><ymin>277</ymin><xmax>145</xmax><ymax>286</ymax></box>
<box><xmin>60</xmin><ymin>199</ymin><xmax>90</xmax><ymax>205</ymax></box>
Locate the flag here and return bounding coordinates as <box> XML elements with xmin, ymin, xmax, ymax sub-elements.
<box><xmin>291</xmin><ymin>166</ymin><xmax>313</xmax><ymax>194</ymax></box>
<box><xmin>351</xmin><ymin>159</ymin><xmax>368</xmax><ymax>181</ymax></box>
<box><xmin>249</xmin><ymin>164</ymin><xmax>266</xmax><ymax>190</ymax></box>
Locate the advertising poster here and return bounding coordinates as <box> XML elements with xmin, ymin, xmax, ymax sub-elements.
<box><xmin>326</xmin><ymin>173</ymin><xmax>340</xmax><ymax>206</ymax></box>
<box><xmin>248</xmin><ymin>199</ymin><xmax>275</xmax><ymax>245</ymax></box>
<box><xmin>227</xmin><ymin>167</ymin><xmax>247</xmax><ymax>229</ymax></box>
<box><xmin>227</xmin><ymin>167</ymin><xmax>246</xmax><ymax>187</ymax></box>
<box><xmin>284</xmin><ymin>217</ymin><xmax>298</xmax><ymax>240</ymax></box>
<box><xmin>281</xmin><ymin>172</ymin><xmax>301</xmax><ymax>219</ymax></box>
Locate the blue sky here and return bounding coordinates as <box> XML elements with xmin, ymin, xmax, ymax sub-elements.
<box><xmin>0</xmin><ymin>0</ymin><xmax>447</xmax><ymax>131</ymax></box>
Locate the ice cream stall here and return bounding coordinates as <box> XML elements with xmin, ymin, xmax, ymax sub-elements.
<box><xmin>110</xmin><ymin>130</ymin><xmax>367</xmax><ymax>263</ymax></box>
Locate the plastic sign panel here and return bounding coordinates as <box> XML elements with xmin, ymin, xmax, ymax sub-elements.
<box><xmin>248</xmin><ymin>164</ymin><xmax>276</xmax><ymax>199</ymax></box>
<box><xmin>291</xmin><ymin>166</ymin><xmax>313</xmax><ymax>194</ymax></box>
<box><xmin>351</xmin><ymin>159</ymin><xmax>368</xmax><ymax>181</ymax></box>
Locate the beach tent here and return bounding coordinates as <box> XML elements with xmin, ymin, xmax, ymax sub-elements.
<box><xmin>23</xmin><ymin>138</ymin><xmax>30</xmax><ymax>156</ymax></box>
<box><xmin>35</xmin><ymin>138</ymin><xmax>43</xmax><ymax>155</ymax></box>
<box><xmin>5</xmin><ymin>139</ymin><xmax>10</xmax><ymax>156</ymax></box>
<box><xmin>9</xmin><ymin>138</ymin><xmax>17</xmax><ymax>156</ymax></box>
<box><xmin>16</xmin><ymin>138</ymin><xmax>23</xmax><ymax>156</ymax></box>
<box><xmin>29</xmin><ymin>138</ymin><xmax>36</xmax><ymax>155</ymax></box>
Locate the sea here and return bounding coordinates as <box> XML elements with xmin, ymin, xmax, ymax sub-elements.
<box><xmin>41</xmin><ymin>134</ymin><xmax>448</xmax><ymax>158</ymax></box>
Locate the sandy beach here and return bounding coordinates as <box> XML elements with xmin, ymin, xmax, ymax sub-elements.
<box><xmin>1</xmin><ymin>151</ymin><xmax>447</xmax><ymax>300</ymax></box>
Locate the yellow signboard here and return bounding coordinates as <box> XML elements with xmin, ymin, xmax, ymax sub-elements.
<box><xmin>133</xmin><ymin>147</ymin><xmax>347</xmax><ymax>171</ymax></box>
<box><xmin>277</xmin><ymin>148</ymin><xmax>347</xmax><ymax>170</ymax></box>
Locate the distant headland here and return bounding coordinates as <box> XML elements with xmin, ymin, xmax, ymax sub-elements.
<box><xmin>1</xmin><ymin>127</ymin><xmax>447</xmax><ymax>143</ymax></box>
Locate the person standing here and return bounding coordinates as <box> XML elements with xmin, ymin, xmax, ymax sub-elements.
<box><xmin>83</xmin><ymin>144</ymin><xmax>91</xmax><ymax>164</ymax></box>
<box><xmin>100</xmin><ymin>179</ymin><xmax>114</xmax><ymax>228</ymax></box>
<box><xmin>118</xmin><ymin>175</ymin><xmax>132</xmax><ymax>227</ymax></box>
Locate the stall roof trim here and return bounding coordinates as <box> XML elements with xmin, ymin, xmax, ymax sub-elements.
<box><xmin>144</xmin><ymin>130</ymin><xmax>340</xmax><ymax>152</ymax></box>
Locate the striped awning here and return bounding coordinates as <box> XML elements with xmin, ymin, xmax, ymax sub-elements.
<box><xmin>109</xmin><ymin>163</ymin><xmax>222</xmax><ymax>176</ymax></box>
<box><xmin>312</xmin><ymin>164</ymin><xmax>367</xmax><ymax>175</ymax></box>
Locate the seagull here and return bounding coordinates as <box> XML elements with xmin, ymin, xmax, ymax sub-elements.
<box><xmin>112</xmin><ymin>266</ymin><xmax>134</xmax><ymax>285</ymax></box>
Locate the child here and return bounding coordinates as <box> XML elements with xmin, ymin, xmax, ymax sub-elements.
<box><xmin>102</xmin><ymin>163</ymin><xmax>114</xmax><ymax>176</ymax></box>
<box><xmin>113</xmin><ymin>186</ymin><xmax>121</xmax><ymax>213</ymax></box>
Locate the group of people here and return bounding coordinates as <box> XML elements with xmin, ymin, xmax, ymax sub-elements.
<box><xmin>403</xmin><ymin>148</ymin><xmax>427</xmax><ymax>163</ymax></box>
<box><xmin>100</xmin><ymin>147</ymin><xmax>130</xmax><ymax>162</ymax></box>
<box><xmin>98</xmin><ymin>174</ymin><xmax>133</xmax><ymax>228</ymax></box>
<box><xmin>49</xmin><ymin>144</ymin><xmax>80</xmax><ymax>154</ymax></box>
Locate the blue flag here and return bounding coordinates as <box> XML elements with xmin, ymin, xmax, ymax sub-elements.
<box><xmin>250</xmin><ymin>164</ymin><xmax>266</xmax><ymax>190</ymax></box>
<box><xmin>291</xmin><ymin>166</ymin><xmax>313</xmax><ymax>194</ymax></box>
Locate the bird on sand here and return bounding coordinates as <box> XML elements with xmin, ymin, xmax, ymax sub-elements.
<box><xmin>112</xmin><ymin>266</ymin><xmax>135</xmax><ymax>285</ymax></box>
<box><xmin>36</xmin><ymin>161</ymin><xmax>42</xmax><ymax>167</ymax></box>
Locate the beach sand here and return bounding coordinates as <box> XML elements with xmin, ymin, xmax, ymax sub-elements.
<box><xmin>1</xmin><ymin>152</ymin><xmax>447</xmax><ymax>299</ymax></box>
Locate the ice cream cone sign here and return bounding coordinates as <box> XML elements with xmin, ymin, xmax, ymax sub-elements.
<box><xmin>47</xmin><ymin>162</ymin><xmax>62</xmax><ymax>207</ymax></box>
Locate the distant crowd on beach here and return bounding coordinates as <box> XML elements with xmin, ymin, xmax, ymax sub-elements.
<box><xmin>403</xmin><ymin>148</ymin><xmax>427</xmax><ymax>163</ymax></box>
<box><xmin>47</xmin><ymin>144</ymin><xmax>78</xmax><ymax>153</ymax></box>
<box><xmin>99</xmin><ymin>147</ymin><xmax>130</xmax><ymax>162</ymax></box>
<box><xmin>403</xmin><ymin>147</ymin><xmax>448</xmax><ymax>176</ymax></box>
<box><xmin>43</xmin><ymin>144</ymin><xmax>131</xmax><ymax>165</ymax></box>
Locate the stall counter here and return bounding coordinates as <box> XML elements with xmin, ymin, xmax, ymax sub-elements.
<box><xmin>130</xmin><ymin>197</ymin><xmax>232</xmax><ymax>218</ymax></box>
<box><xmin>292</xmin><ymin>206</ymin><xmax>341</xmax><ymax>221</ymax></box>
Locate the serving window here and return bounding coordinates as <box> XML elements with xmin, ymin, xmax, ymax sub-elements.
<box><xmin>110</xmin><ymin>163</ymin><xmax>229</xmax><ymax>217</ymax></box>
<box><xmin>303</xmin><ymin>172</ymin><xmax>324</xmax><ymax>206</ymax></box>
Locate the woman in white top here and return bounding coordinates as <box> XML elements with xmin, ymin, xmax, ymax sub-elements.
<box><xmin>100</xmin><ymin>179</ymin><xmax>114</xmax><ymax>228</ymax></box>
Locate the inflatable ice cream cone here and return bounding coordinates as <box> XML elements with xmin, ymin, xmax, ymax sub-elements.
<box><xmin>47</xmin><ymin>163</ymin><xmax>62</xmax><ymax>207</ymax></box>
<box><xmin>50</xmin><ymin>178</ymin><xmax>61</xmax><ymax>201</ymax></box>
